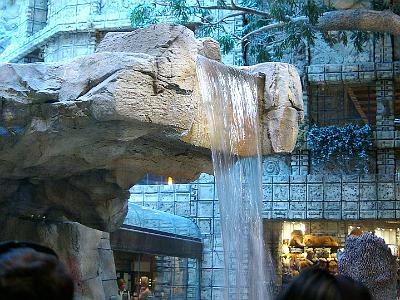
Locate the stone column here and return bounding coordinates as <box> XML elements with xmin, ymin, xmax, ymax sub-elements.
<box><xmin>0</xmin><ymin>216</ymin><xmax>119</xmax><ymax>300</ymax></box>
<box><xmin>263</xmin><ymin>220</ymin><xmax>283</xmax><ymax>296</ymax></box>
<box><xmin>375</xmin><ymin>34</ymin><xmax>395</xmax><ymax>175</ymax></box>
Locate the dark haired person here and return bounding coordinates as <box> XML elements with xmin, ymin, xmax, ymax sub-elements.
<box><xmin>0</xmin><ymin>241</ymin><xmax>74</xmax><ymax>300</ymax></box>
<box><xmin>277</xmin><ymin>265</ymin><xmax>371</xmax><ymax>300</ymax></box>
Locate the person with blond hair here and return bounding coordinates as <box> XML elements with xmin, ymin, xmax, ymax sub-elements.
<box><xmin>117</xmin><ymin>278</ymin><xmax>131</xmax><ymax>300</ymax></box>
<box><xmin>138</xmin><ymin>276</ymin><xmax>152</xmax><ymax>299</ymax></box>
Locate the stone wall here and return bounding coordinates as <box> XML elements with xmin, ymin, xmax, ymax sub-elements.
<box><xmin>131</xmin><ymin>169</ymin><xmax>400</xmax><ymax>299</ymax></box>
<box><xmin>0</xmin><ymin>0</ymin><xmax>242</xmax><ymax>64</ymax></box>
<box><xmin>263</xmin><ymin>174</ymin><xmax>399</xmax><ymax>220</ymax></box>
<box><xmin>130</xmin><ymin>173</ymin><xmax>224</xmax><ymax>300</ymax></box>
<box><xmin>310</xmin><ymin>33</ymin><xmax>374</xmax><ymax>65</ymax></box>
<box><xmin>44</xmin><ymin>32</ymin><xmax>96</xmax><ymax>62</ymax></box>
<box><xmin>153</xmin><ymin>256</ymin><xmax>200</xmax><ymax>300</ymax></box>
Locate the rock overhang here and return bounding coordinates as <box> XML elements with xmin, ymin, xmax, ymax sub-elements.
<box><xmin>0</xmin><ymin>24</ymin><xmax>303</xmax><ymax>232</ymax></box>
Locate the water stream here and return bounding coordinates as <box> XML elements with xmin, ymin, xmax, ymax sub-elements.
<box><xmin>196</xmin><ymin>56</ymin><xmax>272</xmax><ymax>300</ymax></box>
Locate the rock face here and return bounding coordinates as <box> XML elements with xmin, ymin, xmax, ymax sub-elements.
<box><xmin>338</xmin><ymin>233</ymin><xmax>397</xmax><ymax>300</ymax></box>
<box><xmin>247</xmin><ymin>63</ymin><xmax>304</xmax><ymax>153</ymax></box>
<box><xmin>0</xmin><ymin>217</ymin><xmax>119</xmax><ymax>300</ymax></box>
<box><xmin>0</xmin><ymin>24</ymin><xmax>303</xmax><ymax>300</ymax></box>
<box><xmin>0</xmin><ymin>24</ymin><xmax>303</xmax><ymax>232</ymax></box>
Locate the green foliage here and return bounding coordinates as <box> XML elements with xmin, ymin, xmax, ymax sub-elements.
<box><xmin>217</xmin><ymin>35</ymin><xmax>236</xmax><ymax>55</ymax></box>
<box><xmin>351</xmin><ymin>31</ymin><xmax>370</xmax><ymax>52</ymax></box>
<box><xmin>372</xmin><ymin>0</ymin><xmax>390</xmax><ymax>10</ymax></box>
<box><xmin>294</xmin><ymin>121</ymin><xmax>310</xmax><ymax>151</ymax></box>
<box><xmin>129</xmin><ymin>0</ymin><xmax>377</xmax><ymax>64</ymax></box>
<box><xmin>130</xmin><ymin>3</ymin><xmax>159</xmax><ymax>28</ymax></box>
<box><xmin>307</xmin><ymin>124</ymin><xmax>372</xmax><ymax>167</ymax></box>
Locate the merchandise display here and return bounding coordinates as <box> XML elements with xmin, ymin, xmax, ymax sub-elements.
<box><xmin>282</xmin><ymin>230</ymin><xmax>340</xmax><ymax>281</ymax></box>
<box><xmin>280</xmin><ymin>221</ymin><xmax>400</xmax><ymax>297</ymax></box>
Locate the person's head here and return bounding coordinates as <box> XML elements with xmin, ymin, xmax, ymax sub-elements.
<box><xmin>0</xmin><ymin>241</ymin><xmax>74</xmax><ymax>300</ymax></box>
<box><xmin>117</xmin><ymin>278</ymin><xmax>126</xmax><ymax>291</ymax></box>
<box><xmin>140</xmin><ymin>276</ymin><xmax>149</xmax><ymax>287</ymax></box>
<box><xmin>277</xmin><ymin>265</ymin><xmax>371</xmax><ymax>300</ymax></box>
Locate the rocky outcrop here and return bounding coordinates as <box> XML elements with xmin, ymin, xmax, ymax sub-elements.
<box><xmin>0</xmin><ymin>217</ymin><xmax>119</xmax><ymax>300</ymax></box>
<box><xmin>246</xmin><ymin>63</ymin><xmax>304</xmax><ymax>153</ymax></box>
<box><xmin>338</xmin><ymin>233</ymin><xmax>397</xmax><ymax>300</ymax></box>
<box><xmin>0</xmin><ymin>24</ymin><xmax>303</xmax><ymax>232</ymax></box>
<box><xmin>0</xmin><ymin>24</ymin><xmax>303</xmax><ymax>300</ymax></box>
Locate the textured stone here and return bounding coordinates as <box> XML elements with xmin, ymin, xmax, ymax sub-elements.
<box><xmin>246</xmin><ymin>62</ymin><xmax>304</xmax><ymax>153</ymax></box>
<box><xmin>0</xmin><ymin>47</ymin><xmax>214</xmax><ymax>231</ymax></box>
<box><xmin>197</xmin><ymin>38</ymin><xmax>222</xmax><ymax>62</ymax></box>
<box><xmin>0</xmin><ymin>217</ymin><xmax>118</xmax><ymax>300</ymax></box>
<box><xmin>0</xmin><ymin>24</ymin><xmax>302</xmax><ymax>231</ymax></box>
<box><xmin>339</xmin><ymin>233</ymin><xmax>397</xmax><ymax>300</ymax></box>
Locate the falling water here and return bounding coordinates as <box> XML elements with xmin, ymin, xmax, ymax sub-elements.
<box><xmin>196</xmin><ymin>56</ymin><xmax>272</xmax><ymax>300</ymax></box>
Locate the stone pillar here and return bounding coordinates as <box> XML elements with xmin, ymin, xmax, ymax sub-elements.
<box><xmin>263</xmin><ymin>220</ymin><xmax>283</xmax><ymax>296</ymax></box>
<box><xmin>290</xmin><ymin>150</ymin><xmax>309</xmax><ymax>176</ymax></box>
<box><xmin>375</xmin><ymin>34</ymin><xmax>395</xmax><ymax>175</ymax></box>
<box><xmin>0</xmin><ymin>216</ymin><xmax>119</xmax><ymax>300</ymax></box>
<box><xmin>26</xmin><ymin>0</ymin><xmax>48</xmax><ymax>36</ymax></box>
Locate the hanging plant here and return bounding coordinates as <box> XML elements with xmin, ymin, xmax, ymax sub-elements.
<box><xmin>294</xmin><ymin>121</ymin><xmax>310</xmax><ymax>151</ymax></box>
<box><xmin>307</xmin><ymin>123</ymin><xmax>373</xmax><ymax>167</ymax></box>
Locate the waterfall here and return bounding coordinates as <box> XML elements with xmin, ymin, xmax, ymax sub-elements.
<box><xmin>196</xmin><ymin>56</ymin><xmax>272</xmax><ymax>300</ymax></box>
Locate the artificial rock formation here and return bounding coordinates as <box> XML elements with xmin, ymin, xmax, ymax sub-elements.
<box><xmin>0</xmin><ymin>24</ymin><xmax>303</xmax><ymax>299</ymax></box>
<box><xmin>338</xmin><ymin>233</ymin><xmax>397</xmax><ymax>300</ymax></box>
<box><xmin>0</xmin><ymin>24</ymin><xmax>303</xmax><ymax>231</ymax></box>
<box><xmin>0</xmin><ymin>217</ymin><xmax>117</xmax><ymax>300</ymax></box>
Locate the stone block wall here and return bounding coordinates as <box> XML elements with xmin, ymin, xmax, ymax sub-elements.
<box><xmin>153</xmin><ymin>256</ymin><xmax>200</xmax><ymax>300</ymax></box>
<box><xmin>44</xmin><ymin>32</ymin><xmax>96</xmax><ymax>62</ymax></box>
<box><xmin>1</xmin><ymin>0</ymin><xmax>242</xmax><ymax>64</ymax></box>
<box><xmin>263</xmin><ymin>174</ymin><xmax>399</xmax><ymax>220</ymax></box>
<box><xmin>307</xmin><ymin>62</ymin><xmax>400</xmax><ymax>84</ymax></box>
<box><xmin>131</xmin><ymin>170</ymin><xmax>400</xmax><ymax>299</ymax></box>
<box><xmin>130</xmin><ymin>173</ymin><xmax>225</xmax><ymax>300</ymax></box>
<box><xmin>310</xmin><ymin>33</ymin><xmax>374</xmax><ymax>65</ymax></box>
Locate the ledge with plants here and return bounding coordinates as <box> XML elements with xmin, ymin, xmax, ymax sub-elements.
<box><xmin>306</xmin><ymin>123</ymin><xmax>373</xmax><ymax>172</ymax></box>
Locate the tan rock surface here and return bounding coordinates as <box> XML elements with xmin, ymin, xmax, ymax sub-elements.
<box><xmin>0</xmin><ymin>24</ymin><xmax>302</xmax><ymax>232</ymax></box>
<box><xmin>247</xmin><ymin>62</ymin><xmax>304</xmax><ymax>153</ymax></box>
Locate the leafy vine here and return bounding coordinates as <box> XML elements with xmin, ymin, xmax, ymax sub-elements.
<box><xmin>307</xmin><ymin>124</ymin><xmax>373</xmax><ymax>170</ymax></box>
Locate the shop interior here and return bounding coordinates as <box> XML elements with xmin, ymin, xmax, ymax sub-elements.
<box><xmin>280</xmin><ymin>220</ymin><xmax>400</xmax><ymax>286</ymax></box>
<box><xmin>115</xmin><ymin>253</ymin><xmax>155</xmax><ymax>298</ymax></box>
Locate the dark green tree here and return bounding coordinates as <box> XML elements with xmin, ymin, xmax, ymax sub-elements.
<box><xmin>130</xmin><ymin>0</ymin><xmax>400</xmax><ymax>65</ymax></box>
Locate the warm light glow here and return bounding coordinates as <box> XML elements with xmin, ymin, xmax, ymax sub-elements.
<box><xmin>282</xmin><ymin>244</ymin><xmax>289</xmax><ymax>254</ymax></box>
<box><xmin>167</xmin><ymin>177</ymin><xmax>173</xmax><ymax>186</ymax></box>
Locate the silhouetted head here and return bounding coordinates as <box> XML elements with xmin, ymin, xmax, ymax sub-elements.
<box><xmin>277</xmin><ymin>265</ymin><xmax>371</xmax><ymax>300</ymax></box>
<box><xmin>0</xmin><ymin>241</ymin><xmax>74</xmax><ymax>300</ymax></box>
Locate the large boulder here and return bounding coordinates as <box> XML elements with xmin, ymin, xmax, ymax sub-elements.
<box><xmin>0</xmin><ymin>24</ymin><xmax>303</xmax><ymax>231</ymax></box>
<box><xmin>0</xmin><ymin>24</ymin><xmax>303</xmax><ymax>300</ymax></box>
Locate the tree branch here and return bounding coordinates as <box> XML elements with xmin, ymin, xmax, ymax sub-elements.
<box><xmin>242</xmin><ymin>23</ymin><xmax>286</xmax><ymax>41</ymax></box>
<box><xmin>242</xmin><ymin>9</ymin><xmax>400</xmax><ymax>41</ymax></box>
<box><xmin>214</xmin><ymin>12</ymin><xmax>244</xmax><ymax>24</ymax></box>
<box><xmin>242</xmin><ymin>17</ymin><xmax>307</xmax><ymax>41</ymax></box>
<box><xmin>316</xmin><ymin>9</ymin><xmax>400</xmax><ymax>35</ymax></box>
<box><xmin>199</xmin><ymin>5</ymin><xmax>272</xmax><ymax>18</ymax></box>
